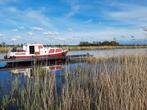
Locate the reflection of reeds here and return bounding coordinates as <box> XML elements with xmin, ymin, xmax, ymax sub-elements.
<box><xmin>1</xmin><ymin>54</ymin><xmax>147</xmax><ymax>110</ymax></box>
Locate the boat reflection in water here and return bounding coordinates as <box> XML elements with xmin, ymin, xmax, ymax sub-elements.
<box><xmin>11</xmin><ymin>65</ymin><xmax>65</xmax><ymax>78</ymax></box>
<box><xmin>11</xmin><ymin>68</ymin><xmax>33</xmax><ymax>78</ymax></box>
<box><xmin>10</xmin><ymin>65</ymin><xmax>66</xmax><ymax>95</ymax></box>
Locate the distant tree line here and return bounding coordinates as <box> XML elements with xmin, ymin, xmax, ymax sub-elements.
<box><xmin>79</xmin><ymin>41</ymin><xmax>120</xmax><ymax>46</ymax></box>
<box><xmin>0</xmin><ymin>42</ymin><xmax>6</xmax><ymax>47</ymax></box>
<box><xmin>0</xmin><ymin>42</ymin><xmax>23</xmax><ymax>47</ymax></box>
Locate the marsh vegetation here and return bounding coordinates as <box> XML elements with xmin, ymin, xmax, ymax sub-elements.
<box><xmin>0</xmin><ymin>54</ymin><xmax>147</xmax><ymax>110</ymax></box>
<box><xmin>0</xmin><ymin>47</ymin><xmax>9</xmax><ymax>53</ymax></box>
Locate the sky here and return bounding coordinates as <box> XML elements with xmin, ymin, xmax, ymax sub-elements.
<box><xmin>0</xmin><ymin>0</ymin><xmax>147</xmax><ymax>45</ymax></box>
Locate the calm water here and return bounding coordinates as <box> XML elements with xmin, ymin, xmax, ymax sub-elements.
<box><xmin>67</xmin><ymin>48</ymin><xmax>147</xmax><ymax>57</ymax></box>
<box><xmin>0</xmin><ymin>48</ymin><xmax>147</xmax><ymax>101</ymax></box>
<box><xmin>0</xmin><ymin>53</ymin><xmax>6</xmax><ymax>59</ymax></box>
<box><xmin>1</xmin><ymin>48</ymin><xmax>147</xmax><ymax>59</ymax></box>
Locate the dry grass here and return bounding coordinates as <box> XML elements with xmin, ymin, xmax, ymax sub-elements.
<box><xmin>1</xmin><ymin>54</ymin><xmax>147</xmax><ymax>110</ymax></box>
<box><xmin>62</xmin><ymin>45</ymin><xmax>147</xmax><ymax>51</ymax></box>
<box><xmin>0</xmin><ymin>47</ymin><xmax>9</xmax><ymax>53</ymax></box>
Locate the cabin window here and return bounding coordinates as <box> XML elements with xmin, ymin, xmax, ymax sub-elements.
<box><xmin>11</xmin><ymin>48</ymin><xmax>25</xmax><ymax>52</ymax></box>
<box><xmin>38</xmin><ymin>45</ymin><xmax>43</xmax><ymax>49</ymax></box>
<box><xmin>29</xmin><ymin>46</ymin><xmax>35</xmax><ymax>54</ymax></box>
<box><xmin>56</xmin><ymin>49</ymin><xmax>62</xmax><ymax>52</ymax></box>
<box><xmin>49</xmin><ymin>49</ymin><xmax>55</xmax><ymax>53</ymax></box>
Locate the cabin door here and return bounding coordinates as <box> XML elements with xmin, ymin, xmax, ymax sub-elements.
<box><xmin>29</xmin><ymin>46</ymin><xmax>35</xmax><ymax>54</ymax></box>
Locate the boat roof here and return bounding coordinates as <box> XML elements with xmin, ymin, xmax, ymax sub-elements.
<box><xmin>24</xmin><ymin>44</ymin><xmax>43</xmax><ymax>46</ymax></box>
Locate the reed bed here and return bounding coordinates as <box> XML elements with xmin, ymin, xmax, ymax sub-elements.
<box><xmin>0</xmin><ymin>47</ymin><xmax>9</xmax><ymax>53</ymax></box>
<box><xmin>1</xmin><ymin>54</ymin><xmax>147</xmax><ymax>110</ymax></box>
<box><xmin>62</xmin><ymin>45</ymin><xmax>147</xmax><ymax>51</ymax></box>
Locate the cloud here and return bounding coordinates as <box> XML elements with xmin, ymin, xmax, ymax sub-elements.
<box><xmin>43</xmin><ymin>31</ymin><xmax>59</xmax><ymax>35</ymax></box>
<box><xmin>0</xmin><ymin>33</ymin><xmax>3</xmax><ymax>37</ymax></box>
<box><xmin>58</xmin><ymin>27</ymin><xmax>146</xmax><ymax>43</ymax></box>
<box><xmin>11</xmin><ymin>35</ymin><xmax>21</xmax><ymax>41</ymax></box>
<box><xmin>0</xmin><ymin>7</ymin><xmax>54</xmax><ymax>29</ymax></box>
<box><xmin>26</xmin><ymin>10</ymin><xmax>52</xmax><ymax>28</ymax></box>
<box><xmin>11</xmin><ymin>38</ymin><xmax>17</xmax><ymax>41</ymax></box>
<box><xmin>0</xmin><ymin>0</ymin><xmax>11</xmax><ymax>4</ymax></box>
<box><xmin>66</xmin><ymin>5</ymin><xmax>80</xmax><ymax>18</ymax></box>
<box><xmin>12</xmin><ymin>28</ymin><xmax>19</xmax><ymax>32</ymax></box>
<box><xmin>0</xmin><ymin>0</ymin><xmax>19</xmax><ymax>5</ymax></box>
<box><xmin>106</xmin><ymin>4</ymin><xmax>147</xmax><ymax>26</ymax></box>
<box><xmin>4</xmin><ymin>27</ymin><xmax>146</xmax><ymax>44</ymax></box>
<box><xmin>15</xmin><ymin>35</ymin><xmax>21</xmax><ymax>39</ymax></box>
<box><xmin>32</xmin><ymin>27</ymin><xmax>44</xmax><ymax>31</ymax></box>
<box><xmin>53</xmin><ymin>37</ymin><xmax>66</xmax><ymax>41</ymax></box>
<box><xmin>0</xmin><ymin>0</ymin><xmax>147</xmax><ymax>45</ymax></box>
<box><xmin>68</xmin><ymin>27</ymin><xmax>73</xmax><ymax>31</ymax></box>
<box><xmin>28</xmin><ymin>32</ymin><xmax>34</xmax><ymax>36</ymax></box>
<box><xmin>85</xmin><ymin>19</ymin><xmax>93</xmax><ymax>23</ymax></box>
<box><xmin>18</xmin><ymin>26</ymin><xmax>25</xmax><ymax>30</ymax></box>
<box><xmin>64</xmin><ymin>0</ymin><xmax>80</xmax><ymax>18</ymax></box>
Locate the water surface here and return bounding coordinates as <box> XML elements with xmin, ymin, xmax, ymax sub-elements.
<box><xmin>68</xmin><ymin>48</ymin><xmax>147</xmax><ymax>57</ymax></box>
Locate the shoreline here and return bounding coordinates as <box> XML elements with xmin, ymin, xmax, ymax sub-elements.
<box><xmin>0</xmin><ymin>45</ymin><xmax>147</xmax><ymax>53</ymax></box>
<box><xmin>62</xmin><ymin>45</ymin><xmax>147</xmax><ymax>51</ymax></box>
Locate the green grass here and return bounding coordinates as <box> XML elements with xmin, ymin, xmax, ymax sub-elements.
<box><xmin>1</xmin><ymin>54</ymin><xmax>147</xmax><ymax>110</ymax></box>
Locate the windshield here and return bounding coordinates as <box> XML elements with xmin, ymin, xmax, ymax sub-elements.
<box><xmin>11</xmin><ymin>47</ymin><xmax>25</xmax><ymax>52</ymax></box>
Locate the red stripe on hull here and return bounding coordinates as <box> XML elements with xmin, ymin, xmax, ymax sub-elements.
<box><xmin>15</xmin><ymin>51</ymin><xmax>68</xmax><ymax>59</ymax></box>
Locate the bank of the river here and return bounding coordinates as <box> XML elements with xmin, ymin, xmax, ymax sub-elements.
<box><xmin>62</xmin><ymin>45</ymin><xmax>147</xmax><ymax>51</ymax></box>
<box><xmin>0</xmin><ymin>45</ymin><xmax>147</xmax><ymax>53</ymax></box>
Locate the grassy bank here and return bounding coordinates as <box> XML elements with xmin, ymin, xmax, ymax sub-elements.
<box><xmin>62</xmin><ymin>45</ymin><xmax>147</xmax><ymax>51</ymax></box>
<box><xmin>1</xmin><ymin>54</ymin><xmax>147</xmax><ymax>110</ymax></box>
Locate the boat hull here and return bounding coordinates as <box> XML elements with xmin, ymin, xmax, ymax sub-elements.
<box><xmin>7</xmin><ymin>51</ymin><xmax>68</xmax><ymax>59</ymax></box>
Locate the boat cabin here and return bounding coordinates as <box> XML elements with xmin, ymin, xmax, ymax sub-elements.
<box><xmin>22</xmin><ymin>44</ymin><xmax>44</xmax><ymax>55</ymax></box>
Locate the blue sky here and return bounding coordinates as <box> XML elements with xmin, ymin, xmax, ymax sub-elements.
<box><xmin>0</xmin><ymin>0</ymin><xmax>147</xmax><ymax>45</ymax></box>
